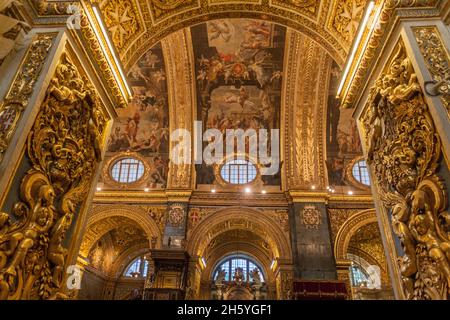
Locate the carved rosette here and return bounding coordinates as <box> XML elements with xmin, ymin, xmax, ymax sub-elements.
<box><xmin>0</xmin><ymin>33</ymin><xmax>55</xmax><ymax>163</ymax></box>
<box><xmin>362</xmin><ymin>41</ymin><xmax>450</xmax><ymax>300</ymax></box>
<box><xmin>301</xmin><ymin>205</ymin><xmax>321</xmax><ymax>230</ymax></box>
<box><xmin>0</xmin><ymin>52</ymin><xmax>107</xmax><ymax>300</ymax></box>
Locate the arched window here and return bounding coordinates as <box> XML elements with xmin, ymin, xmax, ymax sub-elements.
<box><xmin>213</xmin><ymin>255</ymin><xmax>264</xmax><ymax>282</ymax></box>
<box><xmin>111</xmin><ymin>157</ymin><xmax>145</xmax><ymax>183</ymax></box>
<box><xmin>220</xmin><ymin>159</ymin><xmax>257</xmax><ymax>185</ymax></box>
<box><xmin>350</xmin><ymin>263</ymin><xmax>370</xmax><ymax>287</ymax></box>
<box><xmin>352</xmin><ymin>160</ymin><xmax>370</xmax><ymax>186</ymax></box>
<box><xmin>124</xmin><ymin>256</ymin><xmax>149</xmax><ymax>278</ymax></box>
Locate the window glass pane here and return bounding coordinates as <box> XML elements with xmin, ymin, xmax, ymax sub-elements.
<box><xmin>213</xmin><ymin>256</ymin><xmax>264</xmax><ymax>283</ymax></box>
<box><xmin>111</xmin><ymin>157</ymin><xmax>145</xmax><ymax>183</ymax></box>
<box><xmin>350</xmin><ymin>264</ymin><xmax>370</xmax><ymax>287</ymax></box>
<box><xmin>220</xmin><ymin>159</ymin><xmax>257</xmax><ymax>185</ymax></box>
<box><xmin>352</xmin><ymin>160</ymin><xmax>370</xmax><ymax>186</ymax></box>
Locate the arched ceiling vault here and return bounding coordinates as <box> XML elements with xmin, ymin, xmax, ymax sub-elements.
<box><xmin>104</xmin><ymin>19</ymin><xmax>339</xmax><ymax>192</ymax></box>
<box><xmin>94</xmin><ymin>0</ymin><xmax>373</xmax><ymax>70</ymax></box>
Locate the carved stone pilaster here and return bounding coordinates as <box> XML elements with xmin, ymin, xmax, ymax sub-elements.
<box><xmin>0</xmin><ymin>33</ymin><xmax>54</xmax><ymax>163</ymax></box>
<box><xmin>282</xmin><ymin>29</ymin><xmax>328</xmax><ymax>190</ymax></box>
<box><xmin>360</xmin><ymin>40</ymin><xmax>450</xmax><ymax>300</ymax></box>
<box><xmin>161</xmin><ymin>29</ymin><xmax>195</xmax><ymax>190</ymax></box>
<box><xmin>0</xmin><ymin>50</ymin><xmax>109</xmax><ymax>300</ymax></box>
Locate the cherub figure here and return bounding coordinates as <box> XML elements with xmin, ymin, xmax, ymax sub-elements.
<box><xmin>3</xmin><ymin>184</ymin><xmax>55</xmax><ymax>277</ymax></box>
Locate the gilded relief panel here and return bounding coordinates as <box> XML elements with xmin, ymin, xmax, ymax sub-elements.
<box><xmin>270</xmin><ymin>0</ymin><xmax>320</xmax><ymax>18</ymax></box>
<box><xmin>99</xmin><ymin>0</ymin><xmax>145</xmax><ymax>52</ymax></box>
<box><xmin>361</xmin><ymin>40</ymin><xmax>450</xmax><ymax>299</ymax></box>
<box><xmin>148</xmin><ymin>0</ymin><xmax>200</xmax><ymax>23</ymax></box>
<box><xmin>161</xmin><ymin>29</ymin><xmax>195</xmax><ymax>189</ymax></box>
<box><xmin>327</xmin><ymin>0</ymin><xmax>368</xmax><ymax>47</ymax></box>
<box><xmin>283</xmin><ymin>30</ymin><xmax>328</xmax><ymax>189</ymax></box>
<box><xmin>0</xmin><ymin>50</ymin><xmax>109</xmax><ymax>300</ymax></box>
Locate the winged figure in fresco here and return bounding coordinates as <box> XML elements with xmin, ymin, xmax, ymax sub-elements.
<box><xmin>208</xmin><ymin>20</ymin><xmax>232</xmax><ymax>42</ymax></box>
<box><xmin>142</xmin><ymin>49</ymin><xmax>160</xmax><ymax>68</ymax></box>
<box><xmin>224</xmin><ymin>86</ymin><xmax>255</xmax><ymax>111</ymax></box>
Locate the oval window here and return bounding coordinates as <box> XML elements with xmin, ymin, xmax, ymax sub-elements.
<box><xmin>352</xmin><ymin>160</ymin><xmax>370</xmax><ymax>186</ymax></box>
<box><xmin>220</xmin><ymin>159</ymin><xmax>257</xmax><ymax>185</ymax></box>
<box><xmin>111</xmin><ymin>157</ymin><xmax>145</xmax><ymax>183</ymax></box>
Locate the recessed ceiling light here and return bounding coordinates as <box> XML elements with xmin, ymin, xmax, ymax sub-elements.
<box><xmin>144</xmin><ymin>188</ymin><xmax>149</xmax><ymax>192</ymax></box>
<box><xmin>261</xmin><ymin>190</ymin><xmax>267</xmax><ymax>194</ymax></box>
<box><xmin>211</xmin><ymin>189</ymin><xmax>216</xmax><ymax>193</ymax></box>
<box><xmin>348</xmin><ymin>191</ymin><xmax>354</xmax><ymax>195</ymax></box>
<box><xmin>245</xmin><ymin>188</ymin><xmax>251</xmax><ymax>193</ymax></box>
<box><xmin>96</xmin><ymin>187</ymin><xmax>102</xmax><ymax>191</ymax></box>
<box><xmin>311</xmin><ymin>185</ymin><xmax>316</xmax><ymax>190</ymax></box>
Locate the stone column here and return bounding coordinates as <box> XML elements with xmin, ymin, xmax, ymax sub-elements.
<box><xmin>0</xmin><ymin>26</ymin><xmax>116</xmax><ymax>300</ymax></box>
<box><xmin>289</xmin><ymin>193</ymin><xmax>337</xmax><ymax>280</ymax></box>
<box><xmin>354</xmin><ymin>26</ymin><xmax>450</xmax><ymax>300</ymax></box>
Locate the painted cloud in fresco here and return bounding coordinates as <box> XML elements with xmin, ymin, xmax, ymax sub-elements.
<box><xmin>192</xmin><ymin>19</ymin><xmax>285</xmax><ymax>186</ymax></box>
<box><xmin>105</xmin><ymin>43</ymin><xmax>169</xmax><ymax>188</ymax></box>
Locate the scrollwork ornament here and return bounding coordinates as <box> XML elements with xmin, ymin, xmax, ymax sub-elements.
<box><xmin>363</xmin><ymin>41</ymin><xmax>450</xmax><ymax>300</ymax></box>
<box><xmin>0</xmin><ymin>52</ymin><xmax>107</xmax><ymax>300</ymax></box>
<box><xmin>0</xmin><ymin>33</ymin><xmax>54</xmax><ymax>163</ymax></box>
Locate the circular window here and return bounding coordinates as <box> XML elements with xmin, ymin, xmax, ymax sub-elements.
<box><xmin>111</xmin><ymin>157</ymin><xmax>145</xmax><ymax>183</ymax></box>
<box><xmin>352</xmin><ymin>160</ymin><xmax>370</xmax><ymax>186</ymax></box>
<box><xmin>220</xmin><ymin>159</ymin><xmax>257</xmax><ymax>185</ymax></box>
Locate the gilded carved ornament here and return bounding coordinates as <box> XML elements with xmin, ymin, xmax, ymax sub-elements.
<box><xmin>0</xmin><ymin>52</ymin><xmax>107</xmax><ymax>300</ymax></box>
<box><xmin>413</xmin><ymin>26</ymin><xmax>450</xmax><ymax>116</ymax></box>
<box><xmin>362</xmin><ymin>41</ymin><xmax>450</xmax><ymax>299</ymax></box>
<box><xmin>0</xmin><ymin>33</ymin><xmax>54</xmax><ymax>163</ymax></box>
<box><xmin>341</xmin><ymin>0</ymin><xmax>440</xmax><ymax>108</ymax></box>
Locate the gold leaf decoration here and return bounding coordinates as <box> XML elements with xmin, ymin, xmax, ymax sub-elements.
<box><xmin>0</xmin><ymin>52</ymin><xmax>107</xmax><ymax>300</ymax></box>
<box><xmin>362</xmin><ymin>41</ymin><xmax>450</xmax><ymax>300</ymax></box>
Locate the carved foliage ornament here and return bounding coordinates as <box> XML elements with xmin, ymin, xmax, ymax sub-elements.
<box><xmin>362</xmin><ymin>41</ymin><xmax>450</xmax><ymax>300</ymax></box>
<box><xmin>413</xmin><ymin>26</ymin><xmax>450</xmax><ymax>116</ymax></box>
<box><xmin>0</xmin><ymin>33</ymin><xmax>54</xmax><ymax>163</ymax></box>
<box><xmin>0</xmin><ymin>52</ymin><xmax>107</xmax><ymax>300</ymax></box>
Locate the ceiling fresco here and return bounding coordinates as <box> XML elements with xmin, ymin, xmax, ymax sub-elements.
<box><xmin>326</xmin><ymin>61</ymin><xmax>363</xmax><ymax>187</ymax></box>
<box><xmin>104</xmin><ymin>43</ymin><xmax>170</xmax><ymax>189</ymax></box>
<box><xmin>192</xmin><ymin>19</ymin><xmax>285</xmax><ymax>186</ymax></box>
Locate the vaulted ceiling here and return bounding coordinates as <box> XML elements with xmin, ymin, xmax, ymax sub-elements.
<box><xmin>96</xmin><ymin>0</ymin><xmax>370</xmax><ymax>193</ymax></box>
<box><xmin>94</xmin><ymin>0</ymin><xmax>369</xmax><ymax>70</ymax></box>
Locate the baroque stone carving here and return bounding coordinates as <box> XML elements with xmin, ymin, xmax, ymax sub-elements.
<box><xmin>101</xmin><ymin>0</ymin><xmax>143</xmax><ymax>51</ymax></box>
<box><xmin>340</xmin><ymin>0</ymin><xmax>441</xmax><ymax>108</ymax></box>
<box><xmin>329</xmin><ymin>0</ymin><xmax>366</xmax><ymax>46</ymax></box>
<box><xmin>0</xmin><ymin>51</ymin><xmax>107</xmax><ymax>300</ymax></box>
<box><xmin>283</xmin><ymin>30</ymin><xmax>327</xmax><ymax>189</ymax></box>
<box><xmin>167</xmin><ymin>203</ymin><xmax>185</xmax><ymax>228</ymax></box>
<box><xmin>413</xmin><ymin>26</ymin><xmax>450</xmax><ymax>115</ymax></box>
<box><xmin>0</xmin><ymin>33</ymin><xmax>54</xmax><ymax>163</ymax></box>
<box><xmin>328</xmin><ymin>208</ymin><xmax>362</xmax><ymax>243</ymax></box>
<box><xmin>188</xmin><ymin>207</ymin><xmax>215</xmax><ymax>229</ymax></box>
<box><xmin>362</xmin><ymin>41</ymin><xmax>450</xmax><ymax>299</ymax></box>
<box><xmin>161</xmin><ymin>29</ymin><xmax>194</xmax><ymax>189</ymax></box>
<box><xmin>301</xmin><ymin>206</ymin><xmax>321</xmax><ymax>230</ymax></box>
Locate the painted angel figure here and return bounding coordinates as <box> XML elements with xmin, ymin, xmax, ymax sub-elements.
<box><xmin>208</xmin><ymin>20</ymin><xmax>232</xmax><ymax>42</ymax></box>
